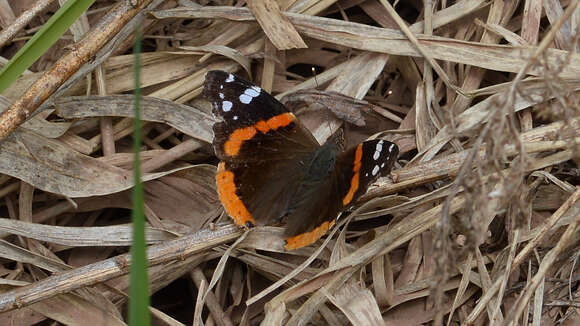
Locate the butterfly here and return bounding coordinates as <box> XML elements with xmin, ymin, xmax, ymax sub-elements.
<box><xmin>203</xmin><ymin>71</ymin><xmax>398</xmax><ymax>250</ymax></box>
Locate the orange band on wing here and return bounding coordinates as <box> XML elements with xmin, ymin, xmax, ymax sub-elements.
<box><xmin>342</xmin><ymin>144</ymin><xmax>363</xmax><ymax>206</ymax></box>
<box><xmin>223</xmin><ymin>113</ymin><xmax>296</xmax><ymax>156</ymax></box>
<box><xmin>216</xmin><ymin>162</ymin><xmax>255</xmax><ymax>226</ymax></box>
<box><xmin>265</xmin><ymin>112</ymin><xmax>295</xmax><ymax>130</ymax></box>
<box><xmin>224</xmin><ymin>126</ymin><xmax>257</xmax><ymax>157</ymax></box>
<box><xmin>285</xmin><ymin>220</ymin><xmax>336</xmax><ymax>250</ymax></box>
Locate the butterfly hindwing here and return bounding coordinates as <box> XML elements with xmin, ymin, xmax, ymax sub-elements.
<box><xmin>337</xmin><ymin>139</ymin><xmax>399</xmax><ymax>208</ymax></box>
<box><xmin>283</xmin><ymin>139</ymin><xmax>398</xmax><ymax>249</ymax></box>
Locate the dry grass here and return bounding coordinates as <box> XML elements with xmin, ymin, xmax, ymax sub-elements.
<box><xmin>0</xmin><ymin>0</ymin><xmax>579</xmax><ymax>325</ymax></box>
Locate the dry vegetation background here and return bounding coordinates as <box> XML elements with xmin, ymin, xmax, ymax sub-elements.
<box><xmin>0</xmin><ymin>0</ymin><xmax>579</xmax><ymax>325</ymax></box>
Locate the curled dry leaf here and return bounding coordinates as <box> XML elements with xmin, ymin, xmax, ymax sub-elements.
<box><xmin>55</xmin><ymin>95</ymin><xmax>214</xmax><ymax>142</ymax></box>
<box><xmin>75</xmin><ymin>165</ymin><xmax>221</xmax><ymax>232</ymax></box>
<box><xmin>282</xmin><ymin>89</ymin><xmax>372</xmax><ymax>127</ymax></box>
<box><xmin>325</xmin><ymin>282</ymin><xmax>384</xmax><ymax>326</ymax></box>
<box><xmin>0</xmin><ymin>129</ymin><xmax>132</xmax><ymax>197</ymax></box>
<box><xmin>142</xmin><ymin>165</ymin><xmax>221</xmax><ymax>231</ymax></box>
<box><xmin>0</xmin><ymin>129</ymin><xmax>199</xmax><ymax>197</ymax></box>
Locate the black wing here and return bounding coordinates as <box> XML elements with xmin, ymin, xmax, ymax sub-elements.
<box><xmin>205</xmin><ymin>71</ymin><xmax>319</xmax><ymax>227</ymax></box>
<box><xmin>284</xmin><ymin>139</ymin><xmax>398</xmax><ymax>250</ymax></box>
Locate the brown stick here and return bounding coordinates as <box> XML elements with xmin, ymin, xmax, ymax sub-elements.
<box><xmin>0</xmin><ymin>0</ymin><xmax>58</xmax><ymax>48</ymax></box>
<box><xmin>0</xmin><ymin>0</ymin><xmax>154</xmax><ymax>141</ymax></box>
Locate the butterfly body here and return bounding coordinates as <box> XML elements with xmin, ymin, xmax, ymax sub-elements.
<box><xmin>204</xmin><ymin>71</ymin><xmax>398</xmax><ymax>250</ymax></box>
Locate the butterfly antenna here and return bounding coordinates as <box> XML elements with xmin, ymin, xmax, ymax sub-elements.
<box><xmin>311</xmin><ymin>67</ymin><xmax>334</xmax><ymax>143</ymax></box>
<box><xmin>312</xmin><ymin>67</ymin><xmax>319</xmax><ymax>88</ymax></box>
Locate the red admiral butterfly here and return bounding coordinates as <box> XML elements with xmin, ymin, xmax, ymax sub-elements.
<box><xmin>203</xmin><ymin>71</ymin><xmax>398</xmax><ymax>250</ymax></box>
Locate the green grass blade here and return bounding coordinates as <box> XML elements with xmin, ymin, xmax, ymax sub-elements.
<box><xmin>0</xmin><ymin>0</ymin><xmax>95</xmax><ymax>93</ymax></box>
<box><xmin>129</xmin><ymin>32</ymin><xmax>150</xmax><ymax>326</ymax></box>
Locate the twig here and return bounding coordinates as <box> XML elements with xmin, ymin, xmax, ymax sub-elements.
<box><xmin>0</xmin><ymin>0</ymin><xmax>155</xmax><ymax>141</ymax></box>
<box><xmin>0</xmin><ymin>0</ymin><xmax>58</xmax><ymax>48</ymax></box>
<box><xmin>0</xmin><ymin>223</ymin><xmax>242</xmax><ymax>312</ymax></box>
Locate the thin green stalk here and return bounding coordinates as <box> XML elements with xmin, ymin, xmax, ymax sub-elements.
<box><xmin>0</xmin><ymin>0</ymin><xmax>95</xmax><ymax>93</ymax></box>
<box><xmin>128</xmin><ymin>31</ymin><xmax>150</xmax><ymax>326</ymax></box>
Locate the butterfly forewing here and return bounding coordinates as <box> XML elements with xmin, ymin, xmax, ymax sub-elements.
<box><xmin>205</xmin><ymin>71</ymin><xmax>319</xmax><ymax>227</ymax></box>
<box><xmin>204</xmin><ymin>71</ymin><xmax>318</xmax><ymax>162</ymax></box>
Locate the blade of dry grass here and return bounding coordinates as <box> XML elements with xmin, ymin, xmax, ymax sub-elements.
<box><xmin>507</xmin><ymin>197</ymin><xmax>580</xmax><ymax>325</ymax></box>
<box><xmin>0</xmin><ymin>0</ymin><xmax>58</xmax><ymax>48</ymax></box>
<box><xmin>0</xmin><ymin>219</ymin><xmax>174</xmax><ymax>246</ymax></box>
<box><xmin>247</xmin><ymin>0</ymin><xmax>306</xmax><ymax>50</ymax></box>
<box><xmin>154</xmin><ymin>7</ymin><xmax>580</xmax><ymax>78</ymax></box>
<box><xmin>177</xmin><ymin>45</ymin><xmax>251</xmax><ymax>76</ymax></box>
<box><xmin>310</xmin><ymin>52</ymin><xmax>389</xmax><ymax>143</ymax></box>
<box><xmin>245</xmin><ymin>221</ymin><xmax>340</xmax><ymax>305</ymax></box>
<box><xmin>0</xmin><ymin>239</ymin><xmax>70</xmax><ymax>273</ymax></box>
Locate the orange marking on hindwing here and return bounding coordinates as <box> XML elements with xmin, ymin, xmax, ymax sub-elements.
<box><xmin>342</xmin><ymin>144</ymin><xmax>363</xmax><ymax>206</ymax></box>
<box><xmin>215</xmin><ymin>162</ymin><xmax>255</xmax><ymax>226</ymax></box>
<box><xmin>285</xmin><ymin>220</ymin><xmax>336</xmax><ymax>250</ymax></box>
<box><xmin>223</xmin><ymin>113</ymin><xmax>296</xmax><ymax>157</ymax></box>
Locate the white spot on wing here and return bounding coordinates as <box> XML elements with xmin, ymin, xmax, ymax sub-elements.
<box><xmin>381</xmin><ymin>163</ymin><xmax>385</xmax><ymax>168</ymax></box>
<box><xmin>372</xmin><ymin>165</ymin><xmax>380</xmax><ymax>176</ymax></box>
<box><xmin>251</xmin><ymin>85</ymin><xmax>261</xmax><ymax>94</ymax></box>
<box><xmin>225</xmin><ymin>74</ymin><xmax>234</xmax><ymax>83</ymax></box>
<box><xmin>222</xmin><ymin>101</ymin><xmax>233</xmax><ymax>112</ymax></box>
<box><xmin>239</xmin><ymin>86</ymin><xmax>261</xmax><ymax>104</ymax></box>
<box><xmin>373</xmin><ymin>140</ymin><xmax>384</xmax><ymax>160</ymax></box>
<box><xmin>389</xmin><ymin>143</ymin><xmax>396</xmax><ymax>152</ymax></box>
<box><xmin>245</xmin><ymin>88</ymin><xmax>260</xmax><ymax>97</ymax></box>
<box><xmin>239</xmin><ymin>94</ymin><xmax>252</xmax><ymax>104</ymax></box>
<box><xmin>233</xmin><ymin>116</ymin><xmax>238</xmax><ymax>120</ymax></box>
<box><xmin>219</xmin><ymin>93</ymin><xmax>224</xmax><ymax>99</ymax></box>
